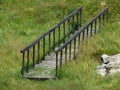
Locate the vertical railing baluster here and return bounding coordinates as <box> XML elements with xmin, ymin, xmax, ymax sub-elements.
<box><xmin>38</xmin><ymin>42</ymin><xmax>40</xmax><ymax>63</ymax></box>
<box><xmin>63</xmin><ymin>23</ymin><xmax>65</xmax><ymax>43</ymax></box>
<box><xmin>77</xmin><ymin>33</ymin><xmax>79</xmax><ymax>45</ymax></box>
<box><xmin>106</xmin><ymin>8</ymin><xmax>108</xmax><ymax>23</ymax></box>
<box><xmin>33</xmin><ymin>45</ymin><xmax>35</xmax><ymax>68</ymax></box>
<box><xmin>83</xmin><ymin>30</ymin><xmax>85</xmax><ymax>40</ymax></box>
<box><xmin>27</xmin><ymin>49</ymin><xmax>29</xmax><ymax>73</ymax></box>
<box><xmin>77</xmin><ymin>12</ymin><xmax>79</xmax><ymax>30</ymax></box>
<box><xmin>87</xmin><ymin>27</ymin><xmax>89</xmax><ymax>37</ymax></box>
<box><xmin>72</xmin><ymin>15</ymin><xmax>74</xmax><ymax>34</ymax></box>
<box><xmin>69</xmin><ymin>42</ymin><xmax>71</xmax><ymax>59</ymax></box>
<box><xmin>60</xmin><ymin>50</ymin><xmax>62</xmax><ymax>66</ymax></box>
<box><xmin>78</xmin><ymin>33</ymin><xmax>80</xmax><ymax>45</ymax></box>
<box><xmin>58</xmin><ymin>26</ymin><xmax>60</xmax><ymax>47</ymax></box>
<box><xmin>21</xmin><ymin>52</ymin><xmax>25</xmax><ymax>76</ymax></box>
<box><xmin>48</xmin><ymin>33</ymin><xmax>51</xmax><ymax>55</ymax></box>
<box><xmin>74</xmin><ymin>38</ymin><xmax>76</xmax><ymax>59</ymax></box>
<box><xmin>53</xmin><ymin>30</ymin><xmax>55</xmax><ymax>51</ymax></box>
<box><xmin>91</xmin><ymin>23</ymin><xmax>93</xmax><ymax>36</ymax></box>
<box><xmin>95</xmin><ymin>20</ymin><xmax>97</xmax><ymax>34</ymax></box>
<box><xmin>56</xmin><ymin>52</ymin><xmax>58</xmax><ymax>77</ymax></box>
<box><xmin>65</xmin><ymin>47</ymin><xmax>67</xmax><ymax>63</ymax></box>
<box><xmin>80</xmin><ymin>9</ymin><xmax>82</xmax><ymax>27</ymax></box>
<box><xmin>68</xmin><ymin>19</ymin><xmax>70</xmax><ymax>38</ymax></box>
<box><xmin>103</xmin><ymin>14</ymin><xmax>105</xmax><ymax>25</ymax></box>
<box><xmin>43</xmin><ymin>37</ymin><xmax>45</xmax><ymax>60</ymax></box>
<box><xmin>99</xmin><ymin>16</ymin><xmax>101</xmax><ymax>31</ymax></box>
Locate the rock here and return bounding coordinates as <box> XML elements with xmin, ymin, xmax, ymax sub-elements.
<box><xmin>97</xmin><ymin>53</ymin><xmax>120</xmax><ymax>76</ymax></box>
<box><xmin>97</xmin><ymin>68</ymin><xmax>106</xmax><ymax>76</ymax></box>
<box><xmin>101</xmin><ymin>54</ymin><xmax>109</xmax><ymax>64</ymax></box>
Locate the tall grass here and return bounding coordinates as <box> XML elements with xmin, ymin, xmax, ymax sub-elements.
<box><xmin>0</xmin><ymin>0</ymin><xmax>120</xmax><ymax>90</ymax></box>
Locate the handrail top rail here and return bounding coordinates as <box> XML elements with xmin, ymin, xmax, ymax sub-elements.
<box><xmin>21</xmin><ymin>7</ymin><xmax>83</xmax><ymax>53</ymax></box>
<box><xmin>55</xmin><ymin>7</ymin><xmax>108</xmax><ymax>53</ymax></box>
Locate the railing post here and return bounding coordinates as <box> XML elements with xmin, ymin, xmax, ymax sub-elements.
<box><xmin>53</xmin><ymin>30</ymin><xmax>55</xmax><ymax>51</ymax></box>
<box><xmin>87</xmin><ymin>27</ymin><xmax>89</xmax><ymax>37</ymax></box>
<box><xmin>43</xmin><ymin>38</ymin><xmax>45</xmax><ymax>60</ymax></box>
<box><xmin>38</xmin><ymin>42</ymin><xmax>40</xmax><ymax>63</ymax></box>
<box><xmin>56</xmin><ymin>52</ymin><xmax>58</xmax><ymax>77</ymax></box>
<box><xmin>78</xmin><ymin>33</ymin><xmax>81</xmax><ymax>45</ymax></box>
<box><xmin>102</xmin><ymin>14</ymin><xmax>105</xmax><ymax>25</ymax></box>
<box><xmin>77</xmin><ymin>12</ymin><xmax>79</xmax><ymax>30</ymax></box>
<box><xmin>68</xmin><ymin>19</ymin><xmax>70</xmax><ymax>38</ymax></box>
<box><xmin>58</xmin><ymin>26</ymin><xmax>60</xmax><ymax>47</ymax></box>
<box><xmin>27</xmin><ymin>49</ymin><xmax>29</xmax><ymax>73</ymax></box>
<box><xmin>69</xmin><ymin>42</ymin><xmax>71</xmax><ymax>59</ymax></box>
<box><xmin>74</xmin><ymin>38</ymin><xmax>76</xmax><ymax>59</ymax></box>
<box><xmin>95</xmin><ymin>20</ymin><xmax>97</xmax><ymax>34</ymax></box>
<box><xmin>83</xmin><ymin>30</ymin><xmax>85</xmax><ymax>40</ymax></box>
<box><xmin>90</xmin><ymin>23</ymin><xmax>93</xmax><ymax>36</ymax></box>
<box><xmin>65</xmin><ymin>47</ymin><xmax>67</xmax><ymax>63</ymax></box>
<box><xmin>63</xmin><ymin>23</ymin><xmax>65</xmax><ymax>43</ymax></box>
<box><xmin>72</xmin><ymin>15</ymin><xmax>74</xmax><ymax>34</ymax></box>
<box><xmin>33</xmin><ymin>45</ymin><xmax>35</xmax><ymax>68</ymax></box>
<box><xmin>99</xmin><ymin>16</ymin><xmax>101</xmax><ymax>30</ymax></box>
<box><xmin>60</xmin><ymin>50</ymin><xmax>63</xmax><ymax>66</ymax></box>
<box><xmin>80</xmin><ymin>9</ymin><xmax>82</xmax><ymax>28</ymax></box>
<box><xmin>106</xmin><ymin>8</ymin><xmax>108</xmax><ymax>23</ymax></box>
<box><xmin>21</xmin><ymin>52</ymin><xmax>25</xmax><ymax>76</ymax></box>
<box><xmin>48</xmin><ymin>33</ymin><xmax>51</xmax><ymax>55</ymax></box>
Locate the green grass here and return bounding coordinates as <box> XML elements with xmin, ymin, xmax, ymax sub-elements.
<box><xmin>0</xmin><ymin>0</ymin><xmax>120</xmax><ymax>90</ymax></box>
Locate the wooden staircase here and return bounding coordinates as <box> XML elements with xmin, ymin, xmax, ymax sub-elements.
<box><xmin>20</xmin><ymin>7</ymin><xmax>108</xmax><ymax>80</ymax></box>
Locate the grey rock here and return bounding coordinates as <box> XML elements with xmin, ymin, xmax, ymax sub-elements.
<box><xmin>97</xmin><ymin>54</ymin><xmax>120</xmax><ymax>76</ymax></box>
<box><xmin>101</xmin><ymin>54</ymin><xmax>109</xmax><ymax>64</ymax></box>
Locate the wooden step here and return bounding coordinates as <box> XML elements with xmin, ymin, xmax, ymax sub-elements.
<box><xmin>23</xmin><ymin>74</ymin><xmax>55</xmax><ymax>80</ymax></box>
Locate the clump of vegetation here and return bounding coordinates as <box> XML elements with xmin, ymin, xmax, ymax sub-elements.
<box><xmin>0</xmin><ymin>0</ymin><xmax>120</xmax><ymax>90</ymax></box>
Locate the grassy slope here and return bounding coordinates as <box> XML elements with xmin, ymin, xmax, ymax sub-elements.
<box><xmin>0</xmin><ymin>0</ymin><xmax>120</xmax><ymax>90</ymax></box>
